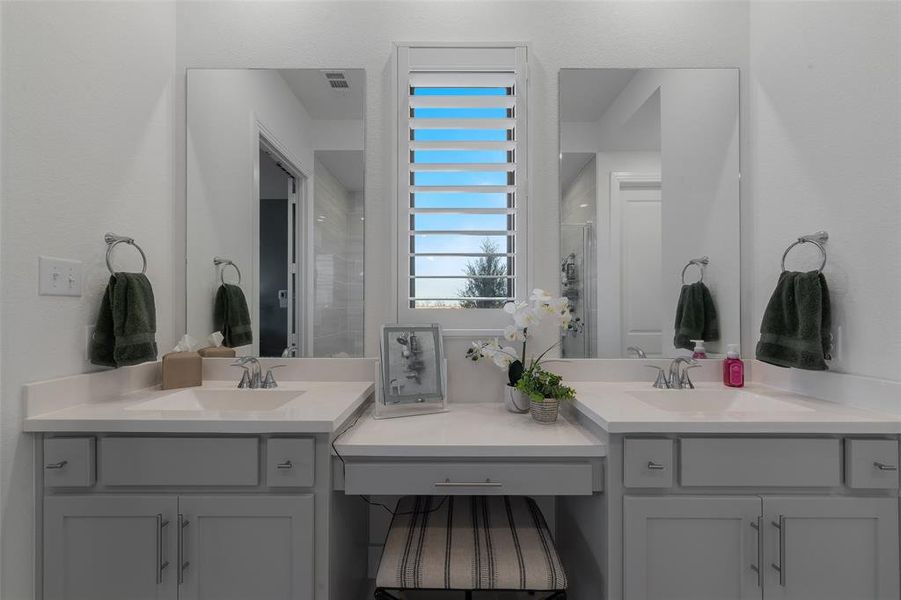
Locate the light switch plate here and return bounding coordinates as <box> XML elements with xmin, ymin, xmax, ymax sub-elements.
<box><xmin>39</xmin><ymin>256</ymin><xmax>83</xmax><ymax>297</ymax></box>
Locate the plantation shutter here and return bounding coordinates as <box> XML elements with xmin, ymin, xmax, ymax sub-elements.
<box><xmin>396</xmin><ymin>45</ymin><xmax>528</xmax><ymax>330</ymax></box>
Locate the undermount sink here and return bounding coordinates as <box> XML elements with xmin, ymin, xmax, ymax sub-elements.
<box><xmin>626</xmin><ymin>389</ymin><xmax>815</xmax><ymax>413</ymax></box>
<box><xmin>126</xmin><ymin>388</ymin><xmax>303</xmax><ymax>412</ymax></box>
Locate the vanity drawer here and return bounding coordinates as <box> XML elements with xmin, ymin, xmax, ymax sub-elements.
<box><xmin>266</xmin><ymin>438</ymin><xmax>315</xmax><ymax>487</ymax></box>
<box><xmin>100</xmin><ymin>437</ymin><xmax>259</xmax><ymax>486</ymax></box>
<box><xmin>344</xmin><ymin>461</ymin><xmax>593</xmax><ymax>496</ymax></box>
<box><xmin>43</xmin><ymin>437</ymin><xmax>95</xmax><ymax>488</ymax></box>
<box><xmin>624</xmin><ymin>439</ymin><xmax>673</xmax><ymax>488</ymax></box>
<box><xmin>680</xmin><ymin>438</ymin><xmax>841</xmax><ymax>487</ymax></box>
<box><xmin>845</xmin><ymin>439</ymin><xmax>899</xmax><ymax>489</ymax></box>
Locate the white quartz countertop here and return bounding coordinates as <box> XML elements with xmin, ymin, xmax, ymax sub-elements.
<box><xmin>570</xmin><ymin>381</ymin><xmax>901</xmax><ymax>434</ymax></box>
<box><xmin>23</xmin><ymin>381</ymin><xmax>373</xmax><ymax>434</ymax></box>
<box><xmin>333</xmin><ymin>402</ymin><xmax>607</xmax><ymax>458</ymax></box>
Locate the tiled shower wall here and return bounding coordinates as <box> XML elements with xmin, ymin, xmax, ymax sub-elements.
<box><xmin>313</xmin><ymin>160</ymin><xmax>364</xmax><ymax>357</ymax></box>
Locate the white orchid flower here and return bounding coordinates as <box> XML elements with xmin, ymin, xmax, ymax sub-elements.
<box><xmin>492</xmin><ymin>346</ymin><xmax>518</xmax><ymax>368</ymax></box>
<box><xmin>530</xmin><ymin>288</ymin><xmax>552</xmax><ymax>304</ymax></box>
<box><xmin>503</xmin><ymin>325</ymin><xmax>525</xmax><ymax>342</ymax></box>
<box><xmin>513</xmin><ymin>306</ymin><xmax>539</xmax><ymax>328</ymax></box>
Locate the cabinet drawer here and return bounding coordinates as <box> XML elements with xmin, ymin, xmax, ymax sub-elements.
<box><xmin>344</xmin><ymin>461</ymin><xmax>593</xmax><ymax>495</ymax></box>
<box><xmin>266</xmin><ymin>438</ymin><xmax>315</xmax><ymax>488</ymax></box>
<box><xmin>43</xmin><ymin>437</ymin><xmax>95</xmax><ymax>488</ymax></box>
<box><xmin>845</xmin><ymin>439</ymin><xmax>899</xmax><ymax>489</ymax></box>
<box><xmin>624</xmin><ymin>439</ymin><xmax>673</xmax><ymax>488</ymax></box>
<box><xmin>681</xmin><ymin>438</ymin><xmax>841</xmax><ymax>487</ymax></box>
<box><xmin>100</xmin><ymin>437</ymin><xmax>258</xmax><ymax>486</ymax></box>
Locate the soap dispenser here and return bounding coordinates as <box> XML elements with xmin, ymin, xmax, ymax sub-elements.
<box><xmin>723</xmin><ymin>344</ymin><xmax>744</xmax><ymax>388</ymax></box>
<box><xmin>690</xmin><ymin>340</ymin><xmax>708</xmax><ymax>359</ymax></box>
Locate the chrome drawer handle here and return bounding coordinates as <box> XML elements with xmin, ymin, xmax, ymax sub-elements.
<box><xmin>874</xmin><ymin>461</ymin><xmax>898</xmax><ymax>472</ymax></box>
<box><xmin>276</xmin><ymin>460</ymin><xmax>293</xmax><ymax>470</ymax></box>
<box><xmin>434</xmin><ymin>479</ymin><xmax>503</xmax><ymax>488</ymax></box>
<box><xmin>646</xmin><ymin>461</ymin><xmax>666</xmax><ymax>471</ymax></box>
<box><xmin>771</xmin><ymin>516</ymin><xmax>786</xmax><ymax>586</ymax></box>
<box><xmin>45</xmin><ymin>460</ymin><xmax>68</xmax><ymax>470</ymax></box>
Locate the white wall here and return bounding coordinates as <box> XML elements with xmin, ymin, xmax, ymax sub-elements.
<box><xmin>173</xmin><ymin>0</ymin><xmax>751</xmax><ymax>403</ymax></box>
<box><xmin>186</xmin><ymin>69</ymin><xmax>317</xmax><ymax>353</ymax></box>
<box><xmin>748</xmin><ymin>0</ymin><xmax>901</xmax><ymax>381</ymax></box>
<box><xmin>0</xmin><ymin>3</ymin><xmax>176</xmax><ymax>598</ymax></box>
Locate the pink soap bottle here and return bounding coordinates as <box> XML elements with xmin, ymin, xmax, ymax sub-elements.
<box><xmin>723</xmin><ymin>344</ymin><xmax>744</xmax><ymax>388</ymax></box>
<box><xmin>691</xmin><ymin>340</ymin><xmax>708</xmax><ymax>360</ymax></box>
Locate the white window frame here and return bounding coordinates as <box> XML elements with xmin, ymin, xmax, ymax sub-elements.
<box><xmin>393</xmin><ymin>43</ymin><xmax>529</xmax><ymax>332</ymax></box>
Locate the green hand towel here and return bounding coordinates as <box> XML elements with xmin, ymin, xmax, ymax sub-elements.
<box><xmin>214</xmin><ymin>283</ymin><xmax>253</xmax><ymax>348</ymax></box>
<box><xmin>673</xmin><ymin>281</ymin><xmax>720</xmax><ymax>351</ymax></box>
<box><xmin>756</xmin><ymin>270</ymin><xmax>832</xmax><ymax>370</ymax></box>
<box><xmin>89</xmin><ymin>273</ymin><xmax>158</xmax><ymax>368</ymax></box>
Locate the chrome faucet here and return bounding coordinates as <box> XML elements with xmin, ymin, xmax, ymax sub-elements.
<box><xmin>627</xmin><ymin>346</ymin><xmax>647</xmax><ymax>358</ymax></box>
<box><xmin>668</xmin><ymin>357</ymin><xmax>697</xmax><ymax>390</ymax></box>
<box><xmin>232</xmin><ymin>357</ymin><xmax>262</xmax><ymax>389</ymax></box>
<box><xmin>645</xmin><ymin>357</ymin><xmax>699</xmax><ymax>389</ymax></box>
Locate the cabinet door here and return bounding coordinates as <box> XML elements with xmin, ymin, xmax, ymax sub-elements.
<box><xmin>44</xmin><ymin>495</ymin><xmax>178</xmax><ymax>600</ymax></box>
<box><xmin>624</xmin><ymin>496</ymin><xmax>763</xmax><ymax>600</ymax></box>
<box><xmin>178</xmin><ymin>495</ymin><xmax>314</xmax><ymax>600</ymax></box>
<box><xmin>763</xmin><ymin>497</ymin><xmax>899</xmax><ymax>600</ymax></box>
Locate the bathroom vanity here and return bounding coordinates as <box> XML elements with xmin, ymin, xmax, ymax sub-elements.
<box><xmin>559</xmin><ymin>382</ymin><xmax>901</xmax><ymax>600</ymax></box>
<box><xmin>26</xmin><ymin>361</ymin><xmax>901</xmax><ymax>600</ymax></box>
<box><xmin>25</xmin><ymin>361</ymin><xmax>374</xmax><ymax>600</ymax></box>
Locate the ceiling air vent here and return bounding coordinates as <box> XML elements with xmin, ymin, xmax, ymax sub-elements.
<box><xmin>322</xmin><ymin>71</ymin><xmax>350</xmax><ymax>90</ymax></box>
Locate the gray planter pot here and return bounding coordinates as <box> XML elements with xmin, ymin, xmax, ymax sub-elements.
<box><xmin>504</xmin><ymin>385</ymin><xmax>530</xmax><ymax>413</ymax></box>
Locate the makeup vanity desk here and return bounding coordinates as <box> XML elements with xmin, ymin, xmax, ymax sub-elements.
<box><xmin>332</xmin><ymin>402</ymin><xmax>607</xmax><ymax>496</ymax></box>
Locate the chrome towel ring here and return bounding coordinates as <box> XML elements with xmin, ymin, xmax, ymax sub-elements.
<box><xmin>104</xmin><ymin>233</ymin><xmax>147</xmax><ymax>274</ymax></box>
<box><xmin>681</xmin><ymin>256</ymin><xmax>709</xmax><ymax>285</ymax></box>
<box><xmin>213</xmin><ymin>257</ymin><xmax>242</xmax><ymax>286</ymax></box>
<box><xmin>781</xmin><ymin>231</ymin><xmax>828</xmax><ymax>273</ymax></box>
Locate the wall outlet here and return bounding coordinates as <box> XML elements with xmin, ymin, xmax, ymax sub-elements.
<box><xmin>39</xmin><ymin>256</ymin><xmax>83</xmax><ymax>297</ymax></box>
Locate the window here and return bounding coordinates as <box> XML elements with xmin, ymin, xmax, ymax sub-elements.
<box><xmin>396</xmin><ymin>45</ymin><xmax>528</xmax><ymax>330</ymax></box>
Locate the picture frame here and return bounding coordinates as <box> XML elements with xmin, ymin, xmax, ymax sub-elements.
<box><xmin>375</xmin><ymin>324</ymin><xmax>447</xmax><ymax>419</ymax></box>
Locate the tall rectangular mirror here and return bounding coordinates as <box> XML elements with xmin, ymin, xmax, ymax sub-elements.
<box><xmin>187</xmin><ymin>69</ymin><xmax>365</xmax><ymax>358</ymax></box>
<box><xmin>559</xmin><ymin>68</ymin><xmax>739</xmax><ymax>358</ymax></box>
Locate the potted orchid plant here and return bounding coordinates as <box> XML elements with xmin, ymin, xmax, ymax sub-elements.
<box><xmin>465</xmin><ymin>289</ymin><xmax>580</xmax><ymax>421</ymax></box>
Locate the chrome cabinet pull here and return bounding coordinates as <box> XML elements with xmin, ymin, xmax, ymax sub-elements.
<box><xmin>646</xmin><ymin>461</ymin><xmax>666</xmax><ymax>471</ymax></box>
<box><xmin>156</xmin><ymin>515</ymin><xmax>170</xmax><ymax>584</ymax></box>
<box><xmin>44</xmin><ymin>460</ymin><xmax>68</xmax><ymax>470</ymax></box>
<box><xmin>874</xmin><ymin>461</ymin><xmax>898</xmax><ymax>472</ymax></box>
<box><xmin>276</xmin><ymin>460</ymin><xmax>293</xmax><ymax>470</ymax></box>
<box><xmin>434</xmin><ymin>479</ymin><xmax>503</xmax><ymax>488</ymax></box>
<box><xmin>771</xmin><ymin>516</ymin><xmax>786</xmax><ymax>586</ymax></box>
<box><xmin>177</xmin><ymin>514</ymin><xmax>190</xmax><ymax>585</ymax></box>
<box><xmin>750</xmin><ymin>517</ymin><xmax>762</xmax><ymax>587</ymax></box>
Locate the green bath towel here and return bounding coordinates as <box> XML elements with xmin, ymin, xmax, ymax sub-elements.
<box><xmin>673</xmin><ymin>281</ymin><xmax>720</xmax><ymax>350</ymax></box>
<box><xmin>89</xmin><ymin>273</ymin><xmax>158</xmax><ymax>368</ymax></box>
<box><xmin>214</xmin><ymin>283</ymin><xmax>253</xmax><ymax>348</ymax></box>
<box><xmin>756</xmin><ymin>270</ymin><xmax>832</xmax><ymax>370</ymax></box>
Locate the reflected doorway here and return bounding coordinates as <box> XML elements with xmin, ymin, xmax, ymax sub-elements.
<box><xmin>258</xmin><ymin>140</ymin><xmax>302</xmax><ymax>358</ymax></box>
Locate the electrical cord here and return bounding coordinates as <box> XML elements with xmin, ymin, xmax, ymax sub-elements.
<box><xmin>331</xmin><ymin>409</ymin><xmax>449</xmax><ymax>517</ymax></box>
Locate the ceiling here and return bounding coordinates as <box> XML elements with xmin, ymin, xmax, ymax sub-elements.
<box><xmin>559</xmin><ymin>69</ymin><xmax>637</xmax><ymax>122</ymax></box>
<box><xmin>278</xmin><ymin>69</ymin><xmax>364</xmax><ymax>120</ymax></box>
<box><xmin>316</xmin><ymin>150</ymin><xmax>364</xmax><ymax>193</ymax></box>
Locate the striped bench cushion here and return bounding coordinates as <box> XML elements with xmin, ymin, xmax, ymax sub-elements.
<box><xmin>376</xmin><ymin>496</ymin><xmax>567</xmax><ymax>591</ymax></box>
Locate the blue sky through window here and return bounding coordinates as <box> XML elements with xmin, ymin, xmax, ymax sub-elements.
<box><xmin>411</xmin><ymin>86</ymin><xmax>513</xmax><ymax>303</ymax></box>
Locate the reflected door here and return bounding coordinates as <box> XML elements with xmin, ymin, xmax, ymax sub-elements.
<box><xmin>259</xmin><ymin>146</ymin><xmax>299</xmax><ymax>358</ymax></box>
<box><xmin>614</xmin><ymin>175</ymin><xmax>662</xmax><ymax>356</ymax></box>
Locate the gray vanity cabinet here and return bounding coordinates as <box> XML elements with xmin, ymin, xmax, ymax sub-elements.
<box><xmin>624</xmin><ymin>496</ymin><xmax>763</xmax><ymax>600</ymax></box>
<box><xmin>762</xmin><ymin>497</ymin><xmax>899</xmax><ymax>600</ymax></box>
<box><xmin>43</xmin><ymin>495</ymin><xmax>179</xmax><ymax>600</ymax></box>
<box><xmin>178</xmin><ymin>495</ymin><xmax>314</xmax><ymax>600</ymax></box>
<box><xmin>623</xmin><ymin>495</ymin><xmax>900</xmax><ymax>600</ymax></box>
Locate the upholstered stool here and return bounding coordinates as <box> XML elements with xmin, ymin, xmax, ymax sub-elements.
<box><xmin>374</xmin><ymin>496</ymin><xmax>567</xmax><ymax>599</ymax></box>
